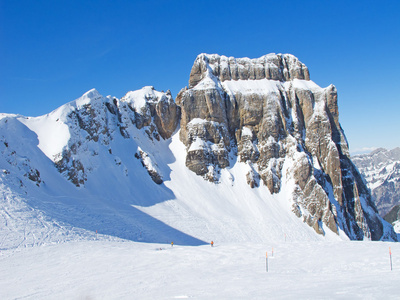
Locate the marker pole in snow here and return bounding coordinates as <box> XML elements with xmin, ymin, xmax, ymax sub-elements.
<box><xmin>389</xmin><ymin>247</ymin><xmax>393</xmax><ymax>271</ymax></box>
<box><xmin>266</xmin><ymin>251</ymin><xmax>268</xmax><ymax>272</ymax></box>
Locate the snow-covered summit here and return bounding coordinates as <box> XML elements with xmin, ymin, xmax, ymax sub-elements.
<box><xmin>75</xmin><ymin>88</ymin><xmax>103</xmax><ymax>106</ymax></box>
<box><xmin>121</xmin><ymin>86</ymin><xmax>173</xmax><ymax>112</ymax></box>
<box><xmin>53</xmin><ymin>88</ymin><xmax>105</xmax><ymax>115</ymax></box>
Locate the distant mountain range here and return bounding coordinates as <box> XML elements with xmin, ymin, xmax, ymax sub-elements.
<box><xmin>352</xmin><ymin>148</ymin><xmax>400</xmax><ymax>227</ymax></box>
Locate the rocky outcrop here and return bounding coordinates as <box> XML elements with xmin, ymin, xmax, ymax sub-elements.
<box><xmin>121</xmin><ymin>87</ymin><xmax>180</xmax><ymax>140</ymax></box>
<box><xmin>135</xmin><ymin>147</ymin><xmax>163</xmax><ymax>184</ymax></box>
<box><xmin>177</xmin><ymin>53</ymin><xmax>396</xmax><ymax>241</ymax></box>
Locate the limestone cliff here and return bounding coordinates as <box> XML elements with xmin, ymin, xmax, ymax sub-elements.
<box><xmin>177</xmin><ymin>53</ymin><xmax>395</xmax><ymax>240</ymax></box>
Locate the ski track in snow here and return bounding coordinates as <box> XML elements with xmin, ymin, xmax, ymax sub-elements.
<box><xmin>0</xmin><ymin>184</ymin><xmax>96</xmax><ymax>251</ymax></box>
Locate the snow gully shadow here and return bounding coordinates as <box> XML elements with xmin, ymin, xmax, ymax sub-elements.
<box><xmin>27</xmin><ymin>194</ymin><xmax>207</xmax><ymax>246</ymax></box>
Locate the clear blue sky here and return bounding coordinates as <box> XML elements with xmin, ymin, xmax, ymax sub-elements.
<box><xmin>1</xmin><ymin>0</ymin><xmax>399</xmax><ymax>153</ymax></box>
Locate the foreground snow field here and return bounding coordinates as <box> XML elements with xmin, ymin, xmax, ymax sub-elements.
<box><xmin>1</xmin><ymin>239</ymin><xmax>398</xmax><ymax>299</ymax></box>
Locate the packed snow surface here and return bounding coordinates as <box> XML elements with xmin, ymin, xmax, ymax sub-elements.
<box><xmin>1</xmin><ymin>240</ymin><xmax>399</xmax><ymax>299</ymax></box>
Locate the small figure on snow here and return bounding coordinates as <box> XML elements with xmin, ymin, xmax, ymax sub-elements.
<box><xmin>171</xmin><ymin>241</ymin><xmax>174</xmax><ymax>247</ymax></box>
<box><xmin>211</xmin><ymin>241</ymin><xmax>214</xmax><ymax>247</ymax></box>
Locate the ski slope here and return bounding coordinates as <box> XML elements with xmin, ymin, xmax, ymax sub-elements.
<box><xmin>1</xmin><ymin>240</ymin><xmax>399</xmax><ymax>299</ymax></box>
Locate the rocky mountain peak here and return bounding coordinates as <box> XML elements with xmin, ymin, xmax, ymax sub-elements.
<box><xmin>177</xmin><ymin>53</ymin><xmax>394</xmax><ymax>240</ymax></box>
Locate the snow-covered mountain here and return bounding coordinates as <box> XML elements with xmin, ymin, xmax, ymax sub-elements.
<box><xmin>352</xmin><ymin>148</ymin><xmax>400</xmax><ymax>230</ymax></box>
<box><xmin>0</xmin><ymin>54</ymin><xmax>397</xmax><ymax>251</ymax></box>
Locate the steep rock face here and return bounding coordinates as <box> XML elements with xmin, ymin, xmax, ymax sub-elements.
<box><xmin>353</xmin><ymin>148</ymin><xmax>400</xmax><ymax>218</ymax></box>
<box><xmin>178</xmin><ymin>53</ymin><xmax>395</xmax><ymax>240</ymax></box>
